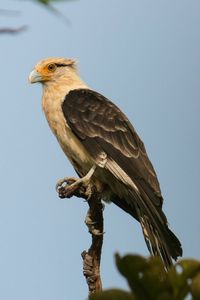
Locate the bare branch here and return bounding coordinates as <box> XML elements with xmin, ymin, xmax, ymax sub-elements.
<box><xmin>57</xmin><ymin>179</ymin><xmax>104</xmax><ymax>294</ymax></box>
<box><xmin>82</xmin><ymin>186</ymin><xmax>103</xmax><ymax>294</ymax></box>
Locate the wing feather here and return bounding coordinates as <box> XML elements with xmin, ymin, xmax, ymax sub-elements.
<box><xmin>63</xmin><ymin>88</ymin><xmax>162</xmax><ymax>199</ymax></box>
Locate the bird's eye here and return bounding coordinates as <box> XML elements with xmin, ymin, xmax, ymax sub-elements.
<box><xmin>47</xmin><ymin>63</ymin><xmax>56</xmax><ymax>72</ymax></box>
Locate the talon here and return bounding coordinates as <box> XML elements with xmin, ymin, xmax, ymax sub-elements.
<box><xmin>55</xmin><ymin>177</ymin><xmax>76</xmax><ymax>192</ymax></box>
<box><xmin>56</xmin><ymin>176</ymin><xmax>86</xmax><ymax>199</ymax></box>
<box><xmin>56</xmin><ymin>178</ymin><xmax>66</xmax><ymax>192</ymax></box>
<box><xmin>55</xmin><ymin>166</ymin><xmax>96</xmax><ymax>199</ymax></box>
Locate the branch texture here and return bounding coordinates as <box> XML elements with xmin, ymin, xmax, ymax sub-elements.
<box><xmin>57</xmin><ymin>179</ymin><xmax>104</xmax><ymax>294</ymax></box>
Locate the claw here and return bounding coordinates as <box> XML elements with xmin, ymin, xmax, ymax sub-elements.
<box><xmin>55</xmin><ymin>177</ymin><xmax>76</xmax><ymax>192</ymax></box>
<box><xmin>56</xmin><ymin>165</ymin><xmax>97</xmax><ymax>199</ymax></box>
<box><xmin>56</xmin><ymin>176</ymin><xmax>88</xmax><ymax>199</ymax></box>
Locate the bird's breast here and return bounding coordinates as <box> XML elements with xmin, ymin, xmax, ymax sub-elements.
<box><xmin>42</xmin><ymin>93</ymin><xmax>94</xmax><ymax>175</ymax></box>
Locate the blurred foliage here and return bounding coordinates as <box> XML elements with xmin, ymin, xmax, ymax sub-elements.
<box><xmin>89</xmin><ymin>254</ymin><xmax>200</xmax><ymax>300</ymax></box>
<box><xmin>0</xmin><ymin>0</ymin><xmax>78</xmax><ymax>33</ymax></box>
<box><xmin>32</xmin><ymin>0</ymin><xmax>76</xmax><ymax>24</ymax></box>
<box><xmin>36</xmin><ymin>0</ymin><xmax>62</xmax><ymax>3</ymax></box>
<box><xmin>34</xmin><ymin>0</ymin><xmax>76</xmax><ymax>5</ymax></box>
<box><xmin>89</xmin><ymin>289</ymin><xmax>135</xmax><ymax>300</ymax></box>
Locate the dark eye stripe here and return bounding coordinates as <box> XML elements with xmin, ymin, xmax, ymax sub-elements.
<box><xmin>55</xmin><ymin>63</ymin><xmax>68</xmax><ymax>67</ymax></box>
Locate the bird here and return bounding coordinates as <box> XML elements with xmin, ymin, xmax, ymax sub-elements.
<box><xmin>29</xmin><ymin>57</ymin><xmax>182</xmax><ymax>270</ymax></box>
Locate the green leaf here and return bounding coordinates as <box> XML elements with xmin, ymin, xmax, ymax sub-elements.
<box><xmin>191</xmin><ymin>273</ymin><xmax>200</xmax><ymax>299</ymax></box>
<box><xmin>91</xmin><ymin>255</ymin><xmax>200</xmax><ymax>300</ymax></box>
<box><xmin>89</xmin><ymin>289</ymin><xmax>135</xmax><ymax>300</ymax></box>
<box><xmin>167</xmin><ymin>259</ymin><xmax>200</xmax><ymax>299</ymax></box>
<box><xmin>115</xmin><ymin>254</ymin><xmax>169</xmax><ymax>300</ymax></box>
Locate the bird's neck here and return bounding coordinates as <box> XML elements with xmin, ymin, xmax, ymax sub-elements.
<box><xmin>42</xmin><ymin>77</ymin><xmax>88</xmax><ymax>133</ymax></box>
<box><xmin>42</xmin><ymin>76</ymin><xmax>88</xmax><ymax>111</ymax></box>
<box><xmin>44</xmin><ymin>74</ymin><xmax>87</xmax><ymax>99</ymax></box>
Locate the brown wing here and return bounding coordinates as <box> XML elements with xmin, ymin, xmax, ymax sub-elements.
<box><xmin>62</xmin><ymin>88</ymin><xmax>163</xmax><ymax>206</ymax></box>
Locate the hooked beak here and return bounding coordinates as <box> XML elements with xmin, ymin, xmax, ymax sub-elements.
<box><xmin>29</xmin><ymin>69</ymin><xmax>42</xmax><ymax>83</ymax></box>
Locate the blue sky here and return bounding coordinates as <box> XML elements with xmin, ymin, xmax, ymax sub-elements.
<box><xmin>0</xmin><ymin>0</ymin><xmax>199</xmax><ymax>299</ymax></box>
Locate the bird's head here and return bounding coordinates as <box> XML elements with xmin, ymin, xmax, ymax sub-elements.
<box><xmin>29</xmin><ymin>57</ymin><xmax>78</xmax><ymax>85</ymax></box>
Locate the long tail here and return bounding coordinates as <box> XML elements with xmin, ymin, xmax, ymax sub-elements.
<box><xmin>131</xmin><ymin>188</ymin><xmax>182</xmax><ymax>270</ymax></box>
<box><xmin>112</xmin><ymin>190</ymin><xmax>182</xmax><ymax>270</ymax></box>
<box><xmin>137</xmin><ymin>206</ymin><xmax>182</xmax><ymax>270</ymax></box>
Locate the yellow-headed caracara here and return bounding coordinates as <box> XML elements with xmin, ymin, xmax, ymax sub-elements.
<box><xmin>29</xmin><ymin>57</ymin><xmax>182</xmax><ymax>270</ymax></box>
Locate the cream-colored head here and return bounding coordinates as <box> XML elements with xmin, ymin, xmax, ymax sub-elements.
<box><xmin>29</xmin><ymin>57</ymin><xmax>81</xmax><ymax>86</ymax></box>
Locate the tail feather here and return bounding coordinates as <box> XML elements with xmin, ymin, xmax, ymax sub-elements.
<box><xmin>111</xmin><ymin>188</ymin><xmax>182</xmax><ymax>270</ymax></box>
<box><xmin>127</xmin><ymin>188</ymin><xmax>182</xmax><ymax>270</ymax></box>
<box><xmin>139</xmin><ymin>212</ymin><xmax>173</xmax><ymax>270</ymax></box>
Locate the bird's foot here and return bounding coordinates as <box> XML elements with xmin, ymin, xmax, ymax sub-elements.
<box><xmin>56</xmin><ymin>176</ymin><xmax>87</xmax><ymax>199</ymax></box>
<box><xmin>56</xmin><ymin>166</ymin><xmax>96</xmax><ymax>199</ymax></box>
<box><xmin>56</xmin><ymin>177</ymin><xmax>77</xmax><ymax>191</ymax></box>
